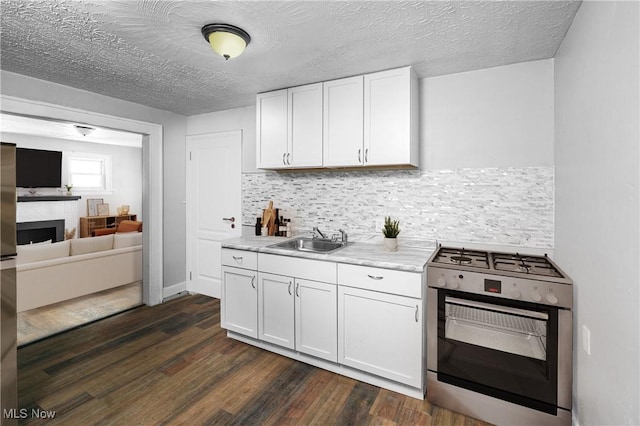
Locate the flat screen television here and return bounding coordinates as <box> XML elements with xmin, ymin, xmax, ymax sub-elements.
<box><xmin>16</xmin><ymin>148</ymin><xmax>63</xmax><ymax>188</ymax></box>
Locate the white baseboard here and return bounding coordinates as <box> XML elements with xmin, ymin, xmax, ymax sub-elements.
<box><xmin>163</xmin><ymin>281</ymin><xmax>186</xmax><ymax>300</ymax></box>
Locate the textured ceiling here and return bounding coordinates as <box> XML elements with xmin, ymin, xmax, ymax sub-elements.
<box><xmin>0</xmin><ymin>0</ymin><xmax>581</xmax><ymax>116</ymax></box>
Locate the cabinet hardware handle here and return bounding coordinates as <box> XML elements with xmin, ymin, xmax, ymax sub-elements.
<box><xmin>283</xmin><ymin>153</ymin><xmax>287</xmax><ymax>165</ymax></box>
<box><xmin>296</xmin><ymin>283</ymin><xmax>300</xmax><ymax>297</ymax></box>
<box><xmin>222</xmin><ymin>217</ymin><xmax>235</xmax><ymax>222</ymax></box>
<box><xmin>415</xmin><ymin>305</ymin><xmax>419</xmax><ymax>322</ymax></box>
<box><xmin>358</xmin><ymin>149</ymin><xmax>362</xmax><ymax>163</ymax></box>
<box><xmin>288</xmin><ymin>282</ymin><xmax>292</xmax><ymax>296</ymax></box>
<box><xmin>286</xmin><ymin>153</ymin><xmax>291</xmax><ymax>165</ymax></box>
<box><xmin>365</xmin><ymin>148</ymin><xmax>368</xmax><ymax>163</ymax></box>
<box><xmin>251</xmin><ymin>276</ymin><xmax>256</xmax><ymax>289</ymax></box>
<box><xmin>232</xmin><ymin>256</ymin><xmax>243</xmax><ymax>263</ymax></box>
<box><xmin>367</xmin><ymin>274</ymin><xmax>384</xmax><ymax>280</ymax></box>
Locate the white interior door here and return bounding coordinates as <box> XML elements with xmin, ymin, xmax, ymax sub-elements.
<box><xmin>186</xmin><ymin>131</ymin><xmax>242</xmax><ymax>298</ymax></box>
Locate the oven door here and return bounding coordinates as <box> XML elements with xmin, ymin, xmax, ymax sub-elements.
<box><xmin>437</xmin><ymin>289</ymin><xmax>559</xmax><ymax>414</ymax></box>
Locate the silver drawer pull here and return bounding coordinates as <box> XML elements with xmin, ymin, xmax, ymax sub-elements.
<box><xmin>367</xmin><ymin>274</ymin><xmax>384</xmax><ymax>280</ymax></box>
<box><xmin>232</xmin><ymin>256</ymin><xmax>243</xmax><ymax>262</ymax></box>
<box><xmin>415</xmin><ymin>305</ymin><xmax>419</xmax><ymax>322</ymax></box>
<box><xmin>251</xmin><ymin>276</ymin><xmax>256</xmax><ymax>289</ymax></box>
<box><xmin>288</xmin><ymin>282</ymin><xmax>292</xmax><ymax>296</ymax></box>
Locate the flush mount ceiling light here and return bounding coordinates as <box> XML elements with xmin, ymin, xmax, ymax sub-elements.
<box><xmin>74</xmin><ymin>125</ymin><xmax>95</xmax><ymax>136</ymax></box>
<box><xmin>201</xmin><ymin>23</ymin><xmax>251</xmax><ymax>60</ymax></box>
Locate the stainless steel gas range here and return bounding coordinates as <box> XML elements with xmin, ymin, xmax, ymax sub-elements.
<box><xmin>426</xmin><ymin>245</ymin><xmax>573</xmax><ymax>426</ymax></box>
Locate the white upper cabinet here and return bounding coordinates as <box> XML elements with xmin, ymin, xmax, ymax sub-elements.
<box><xmin>256</xmin><ymin>83</ymin><xmax>323</xmax><ymax>169</ymax></box>
<box><xmin>364</xmin><ymin>67</ymin><xmax>419</xmax><ymax>167</ymax></box>
<box><xmin>257</xmin><ymin>66</ymin><xmax>418</xmax><ymax>170</ymax></box>
<box><xmin>288</xmin><ymin>83</ymin><xmax>323</xmax><ymax>168</ymax></box>
<box><xmin>256</xmin><ymin>89</ymin><xmax>288</xmax><ymax>169</ymax></box>
<box><xmin>323</xmin><ymin>76</ymin><xmax>364</xmax><ymax>167</ymax></box>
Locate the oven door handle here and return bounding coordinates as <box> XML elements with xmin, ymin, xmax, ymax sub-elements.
<box><xmin>445</xmin><ymin>296</ymin><xmax>549</xmax><ymax>320</ymax></box>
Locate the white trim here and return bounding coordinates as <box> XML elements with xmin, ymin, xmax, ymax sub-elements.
<box><xmin>163</xmin><ymin>281</ymin><xmax>187</xmax><ymax>299</ymax></box>
<box><xmin>1</xmin><ymin>94</ymin><xmax>164</xmax><ymax>306</ymax></box>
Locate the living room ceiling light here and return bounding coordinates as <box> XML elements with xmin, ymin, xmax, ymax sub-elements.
<box><xmin>201</xmin><ymin>23</ymin><xmax>251</xmax><ymax>60</ymax></box>
<box><xmin>74</xmin><ymin>125</ymin><xmax>94</xmax><ymax>136</ymax></box>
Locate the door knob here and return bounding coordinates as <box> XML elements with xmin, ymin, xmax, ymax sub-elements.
<box><xmin>222</xmin><ymin>217</ymin><xmax>235</xmax><ymax>222</ymax></box>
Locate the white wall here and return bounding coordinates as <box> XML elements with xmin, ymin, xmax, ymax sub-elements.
<box><xmin>422</xmin><ymin>59</ymin><xmax>554</xmax><ymax>169</ymax></box>
<box><xmin>2</xmin><ymin>132</ymin><xmax>143</xmax><ymax>222</ymax></box>
<box><xmin>1</xmin><ymin>71</ymin><xmax>188</xmax><ymax>291</ymax></box>
<box><xmin>554</xmin><ymin>2</ymin><xmax>639</xmax><ymax>425</ymax></box>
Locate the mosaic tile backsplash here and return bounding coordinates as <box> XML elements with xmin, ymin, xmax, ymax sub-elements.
<box><xmin>243</xmin><ymin>167</ymin><xmax>554</xmax><ymax>248</ymax></box>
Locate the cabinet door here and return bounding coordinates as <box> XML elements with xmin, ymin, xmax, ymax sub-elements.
<box><xmin>258</xmin><ymin>272</ymin><xmax>295</xmax><ymax>349</ymax></box>
<box><xmin>295</xmin><ymin>279</ymin><xmax>337</xmax><ymax>362</ymax></box>
<box><xmin>288</xmin><ymin>83</ymin><xmax>323</xmax><ymax>168</ymax></box>
<box><xmin>256</xmin><ymin>89</ymin><xmax>288</xmax><ymax>169</ymax></box>
<box><xmin>364</xmin><ymin>67</ymin><xmax>413</xmax><ymax>166</ymax></box>
<box><xmin>221</xmin><ymin>266</ymin><xmax>257</xmax><ymax>338</ymax></box>
<box><xmin>338</xmin><ymin>286</ymin><xmax>422</xmax><ymax>387</ymax></box>
<box><xmin>323</xmin><ymin>76</ymin><xmax>364</xmax><ymax>167</ymax></box>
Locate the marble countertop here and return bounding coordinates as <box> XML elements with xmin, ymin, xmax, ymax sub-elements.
<box><xmin>222</xmin><ymin>235</ymin><xmax>434</xmax><ymax>273</ymax></box>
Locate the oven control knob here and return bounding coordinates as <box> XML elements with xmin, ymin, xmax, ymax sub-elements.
<box><xmin>448</xmin><ymin>277</ymin><xmax>459</xmax><ymax>289</ymax></box>
<box><xmin>545</xmin><ymin>293</ymin><xmax>559</xmax><ymax>305</ymax></box>
<box><xmin>530</xmin><ymin>291</ymin><xmax>543</xmax><ymax>302</ymax></box>
<box><xmin>436</xmin><ymin>276</ymin><xmax>446</xmax><ymax>287</ymax></box>
<box><xmin>510</xmin><ymin>289</ymin><xmax>521</xmax><ymax>299</ymax></box>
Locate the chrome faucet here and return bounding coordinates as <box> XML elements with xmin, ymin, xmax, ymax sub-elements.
<box><xmin>331</xmin><ymin>229</ymin><xmax>348</xmax><ymax>244</ymax></box>
<box><xmin>312</xmin><ymin>226</ymin><xmax>327</xmax><ymax>240</ymax></box>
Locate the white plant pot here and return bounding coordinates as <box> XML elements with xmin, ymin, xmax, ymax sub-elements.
<box><xmin>383</xmin><ymin>237</ymin><xmax>398</xmax><ymax>252</ymax></box>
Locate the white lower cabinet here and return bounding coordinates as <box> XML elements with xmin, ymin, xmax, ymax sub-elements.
<box><xmin>221</xmin><ymin>265</ymin><xmax>258</xmax><ymax>338</ymax></box>
<box><xmin>221</xmin><ymin>249</ymin><xmax>425</xmax><ymax>397</ymax></box>
<box><xmin>295</xmin><ymin>279</ymin><xmax>337</xmax><ymax>362</ymax></box>
<box><xmin>258</xmin><ymin>272</ymin><xmax>295</xmax><ymax>349</ymax></box>
<box><xmin>338</xmin><ymin>285</ymin><xmax>422</xmax><ymax>388</ymax></box>
<box><xmin>258</xmin><ymin>272</ymin><xmax>337</xmax><ymax>361</ymax></box>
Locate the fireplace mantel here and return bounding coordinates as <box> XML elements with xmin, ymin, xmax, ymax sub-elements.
<box><xmin>17</xmin><ymin>198</ymin><xmax>81</xmax><ymax>237</ymax></box>
<box><xmin>18</xmin><ymin>196</ymin><xmax>82</xmax><ymax>202</ymax></box>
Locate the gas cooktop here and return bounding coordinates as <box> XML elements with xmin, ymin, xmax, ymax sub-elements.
<box><xmin>428</xmin><ymin>245</ymin><xmax>571</xmax><ymax>284</ymax></box>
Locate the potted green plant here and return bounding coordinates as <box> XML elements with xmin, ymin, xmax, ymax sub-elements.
<box><xmin>382</xmin><ymin>216</ymin><xmax>400</xmax><ymax>252</ymax></box>
<box><xmin>64</xmin><ymin>184</ymin><xmax>73</xmax><ymax>195</ymax></box>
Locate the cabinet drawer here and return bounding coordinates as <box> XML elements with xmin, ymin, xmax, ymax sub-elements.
<box><xmin>337</xmin><ymin>263</ymin><xmax>422</xmax><ymax>298</ymax></box>
<box><xmin>258</xmin><ymin>253</ymin><xmax>336</xmax><ymax>283</ymax></box>
<box><xmin>222</xmin><ymin>249</ymin><xmax>258</xmax><ymax>270</ymax></box>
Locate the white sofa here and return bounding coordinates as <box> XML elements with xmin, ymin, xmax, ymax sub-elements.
<box><xmin>16</xmin><ymin>233</ymin><xmax>142</xmax><ymax>312</ymax></box>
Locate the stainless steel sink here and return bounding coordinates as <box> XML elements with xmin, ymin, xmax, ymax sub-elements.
<box><xmin>268</xmin><ymin>237</ymin><xmax>349</xmax><ymax>254</ymax></box>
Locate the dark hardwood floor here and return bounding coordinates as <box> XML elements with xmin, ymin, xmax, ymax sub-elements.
<box><xmin>18</xmin><ymin>294</ymin><xmax>491</xmax><ymax>425</ymax></box>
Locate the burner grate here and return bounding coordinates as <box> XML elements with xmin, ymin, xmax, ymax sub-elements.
<box><xmin>432</xmin><ymin>247</ymin><xmax>490</xmax><ymax>269</ymax></box>
<box><xmin>492</xmin><ymin>253</ymin><xmax>562</xmax><ymax>278</ymax></box>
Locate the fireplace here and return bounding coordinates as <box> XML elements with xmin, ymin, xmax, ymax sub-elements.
<box><xmin>17</xmin><ymin>220</ymin><xmax>65</xmax><ymax>245</ymax></box>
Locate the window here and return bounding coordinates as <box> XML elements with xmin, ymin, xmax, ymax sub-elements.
<box><xmin>67</xmin><ymin>153</ymin><xmax>112</xmax><ymax>193</ymax></box>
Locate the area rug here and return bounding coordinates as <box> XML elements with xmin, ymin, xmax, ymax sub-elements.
<box><xmin>17</xmin><ymin>282</ymin><xmax>143</xmax><ymax>346</ymax></box>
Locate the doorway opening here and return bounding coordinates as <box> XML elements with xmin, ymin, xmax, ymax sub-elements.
<box><xmin>2</xmin><ymin>111</ymin><xmax>147</xmax><ymax>346</ymax></box>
